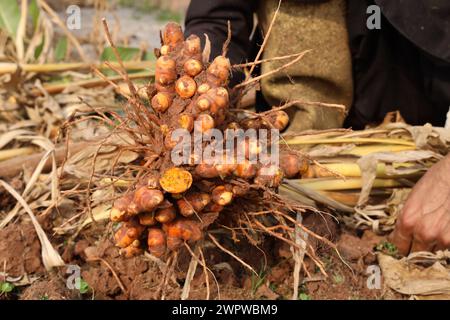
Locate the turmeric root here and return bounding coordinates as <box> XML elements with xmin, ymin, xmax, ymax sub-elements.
<box><xmin>159</xmin><ymin>167</ymin><xmax>193</xmax><ymax>194</ymax></box>
<box><xmin>147</xmin><ymin>228</ymin><xmax>167</xmax><ymax>257</ymax></box>
<box><xmin>129</xmin><ymin>187</ymin><xmax>164</xmax><ymax>214</ymax></box>
<box><xmin>114</xmin><ymin>219</ymin><xmax>145</xmax><ymax>248</ymax></box>
<box><xmin>110</xmin><ymin>21</ymin><xmax>294</xmax><ymax>259</ymax></box>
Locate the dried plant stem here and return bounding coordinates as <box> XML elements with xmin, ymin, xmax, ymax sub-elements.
<box><xmin>235</xmin><ymin>50</ymin><xmax>310</xmax><ymax>89</ymax></box>
<box><xmin>184</xmin><ymin>242</ymin><xmax>220</xmax><ymax>300</ymax></box>
<box><xmin>87</xmin><ymin>257</ymin><xmax>126</xmax><ymax>293</ymax></box>
<box><xmin>16</xmin><ymin>0</ymin><xmax>27</xmax><ymax>62</ymax></box>
<box><xmin>304</xmin><ymin>162</ymin><xmax>420</xmax><ymax>179</ymax></box>
<box><xmin>343</xmin><ymin>145</ymin><xmax>416</xmax><ymax>157</ymax></box>
<box><xmin>0</xmin><ymin>179</ymin><xmax>65</xmax><ymax>270</ymax></box>
<box><xmin>285</xmin><ymin>137</ymin><xmax>415</xmax><ymax>146</ymax></box>
<box><xmin>252</xmin><ymin>219</ymin><xmax>327</xmax><ymax>276</ymax></box>
<box><xmin>208</xmin><ymin>233</ymin><xmax>258</xmax><ymax>276</ymax></box>
<box><xmin>233</xmin><ymin>52</ymin><xmax>305</xmax><ymax>68</ymax></box>
<box><xmin>199</xmin><ymin>248</ymin><xmax>211</xmax><ymax>300</ymax></box>
<box><xmin>288</xmin><ymin>177</ymin><xmax>403</xmax><ymax>191</ymax></box>
<box><xmin>181</xmin><ymin>243</ymin><xmax>200</xmax><ymax>300</ymax></box>
<box><xmin>0</xmin><ymin>147</ymin><xmax>34</xmax><ymax>161</ymax></box>
<box><xmin>281</xmin><ymin>183</ymin><xmax>355</xmax><ymax>213</ymax></box>
<box><xmin>161</xmin><ymin>252</ymin><xmax>177</xmax><ymax>300</ymax></box>
<box><xmin>247</xmin><ymin>0</ymin><xmax>282</xmax><ymax>78</ymax></box>
<box><xmin>291</xmin><ymin>212</ymin><xmax>307</xmax><ymax>300</ymax></box>
<box><xmin>0</xmin><ymin>141</ymin><xmax>88</xmax><ymax>179</ymax></box>
<box><xmin>272</xmin><ymin>99</ymin><xmax>347</xmax><ymax>114</ymax></box>
<box><xmin>0</xmin><ymin>61</ymin><xmax>154</xmax><ymax>75</ymax></box>
<box><xmin>101</xmin><ymin>18</ymin><xmax>137</xmax><ymax>98</ymax></box>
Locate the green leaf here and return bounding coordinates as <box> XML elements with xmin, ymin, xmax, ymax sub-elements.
<box><xmin>29</xmin><ymin>0</ymin><xmax>40</xmax><ymax>29</ymax></box>
<box><xmin>142</xmin><ymin>51</ymin><xmax>156</xmax><ymax>62</ymax></box>
<box><xmin>54</xmin><ymin>37</ymin><xmax>68</xmax><ymax>61</ymax></box>
<box><xmin>100</xmin><ymin>46</ymin><xmax>141</xmax><ymax>62</ymax></box>
<box><xmin>79</xmin><ymin>278</ymin><xmax>90</xmax><ymax>294</ymax></box>
<box><xmin>375</xmin><ymin>241</ymin><xmax>398</xmax><ymax>256</ymax></box>
<box><xmin>0</xmin><ymin>0</ymin><xmax>21</xmax><ymax>38</ymax></box>
<box><xmin>100</xmin><ymin>46</ymin><xmax>142</xmax><ymax>75</ymax></box>
<box><xmin>332</xmin><ymin>273</ymin><xmax>344</xmax><ymax>285</ymax></box>
<box><xmin>299</xmin><ymin>293</ymin><xmax>311</xmax><ymax>300</ymax></box>
<box><xmin>157</xmin><ymin>9</ymin><xmax>182</xmax><ymax>23</ymax></box>
<box><xmin>0</xmin><ymin>281</ymin><xmax>15</xmax><ymax>294</ymax></box>
<box><xmin>34</xmin><ymin>35</ymin><xmax>45</xmax><ymax>59</ymax></box>
<box><xmin>99</xmin><ymin>46</ymin><xmax>157</xmax><ymax>75</ymax></box>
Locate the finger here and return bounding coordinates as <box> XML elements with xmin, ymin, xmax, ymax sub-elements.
<box><xmin>391</xmin><ymin>226</ymin><xmax>412</xmax><ymax>256</ymax></box>
<box><xmin>410</xmin><ymin>238</ymin><xmax>435</xmax><ymax>253</ymax></box>
<box><xmin>435</xmin><ymin>222</ymin><xmax>450</xmax><ymax>251</ymax></box>
<box><xmin>391</xmin><ymin>205</ymin><xmax>421</xmax><ymax>255</ymax></box>
<box><xmin>410</xmin><ymin>213</ymin><xmax>441</xmax><ymax>253</ymax></box>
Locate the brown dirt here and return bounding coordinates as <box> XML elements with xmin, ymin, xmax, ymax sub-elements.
<box><xmin>20</xmin><ymin>277</ymin><xmax>77</xmax><ymax>300</ymax></box>
<box><xmin>0</xmin><ymin>210</ymin><xmax>405</xmax><ymax>300</ymax></box>
<box><xmin>0</xmin><ymin>220</ymin><xmax>44</xmax><ymax>277</ymax></box>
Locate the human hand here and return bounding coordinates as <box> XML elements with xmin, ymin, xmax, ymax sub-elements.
<box><xmin>390</xmin><ymin>155</ymin><xmax>450</xmax><ymax>255</ymax></box>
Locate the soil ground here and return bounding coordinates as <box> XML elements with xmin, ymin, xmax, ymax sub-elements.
<box><xmin>0</xmin><ymin>206</ymin><xmax>402</xmax><ymax>300</ymax></box>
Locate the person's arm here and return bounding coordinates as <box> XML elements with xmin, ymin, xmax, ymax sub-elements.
<box><xmin>184</xmin><ymin>0</ymin><xmax>256</xmax><ymax>84</ymax></box>
<box><xmin>391</xmin><ymin>154</ymin><xmax>450</xmax><ymax>254</ymax></box>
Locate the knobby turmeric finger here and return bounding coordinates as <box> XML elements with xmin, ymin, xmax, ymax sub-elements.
<box><xmin>147</xmin><ymin>228</ymin><xmax>167</xmax><ymax>257</ymax></box>
<box><xmin>155</xmin><ymin>205</ymin><xmax>177</xmax><ymax>223</ymax></box>
<box><xmin>175</xmin><ymin>75</ymin><xmax>197</xmax><ymax>99</ymax></box>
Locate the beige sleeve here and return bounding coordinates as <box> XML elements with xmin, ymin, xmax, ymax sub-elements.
<box><xmin>257</xmin><ymin>0</ymin><xmax>353</xmax><ymax>132</ymax></box>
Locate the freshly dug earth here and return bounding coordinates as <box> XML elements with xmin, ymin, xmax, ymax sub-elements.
<box><xmin>0</xmin><ymin>220</ymin><xmax>44</xmax><ymax>277</ymax></box>
<box><xmin>0</xmin><ymin>211</ymin><xmax>403</xmax><ymax>300</ymax></box>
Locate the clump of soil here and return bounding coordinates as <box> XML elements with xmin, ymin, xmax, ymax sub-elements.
<box><xmin>0</xmin><ymin>220</ymin><xmax>44</xmax><ymax>277</ymax></box>
<box><xmin>20</xmin><ymin>277</ymin><xmax>76</xmax><ymax>300</ymax></box>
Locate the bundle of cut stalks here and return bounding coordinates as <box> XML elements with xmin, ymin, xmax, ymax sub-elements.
<box><xmin>281</xmin><ymin>118</ymin><xmax>450</xmax><ymax>232</ymax></box>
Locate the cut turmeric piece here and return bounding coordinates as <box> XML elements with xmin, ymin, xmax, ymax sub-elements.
<box><xmin>159</xmin><ymin>167</ymin><xmax>193</xmax><ymax>194</ymax></box>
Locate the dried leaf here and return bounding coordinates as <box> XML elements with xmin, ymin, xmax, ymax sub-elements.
<box><xmin>0</xmin><ymin>179</ymin><xmax>65</xmax><ymax>270</ymax></box>
<box><xmin>356</xmin><ymin>155</ymin><xmax>378</xmax><ymax>206</ymax></box>
<box><xmin>356</xmin><ymin>150</ymin><xmax>439</xmax><ymax>206</ymax></box>
<box><xmin>202</xmin><ymin>33</ymin><xmax>211</xmax><ymax>64</ymax></box>
<box><xmin>0</xmin><ymin>129</ymin><xmax>33</xmax><ymax>149</ymax></box>
<box><xmin>378</xmin><ymin>253</ymin><xmax>450</xmax><ymax>297</ymax></box>
<box><xmin>307</xmin><ymin>144</ymin><xmax>355</xmax><ymax>158</ymax></box>
<box><xmin>0</xmin><ymin>0</ymin><xmax>20</xmax><ymax>38</ymax></box>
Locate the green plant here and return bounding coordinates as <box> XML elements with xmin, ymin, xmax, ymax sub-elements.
<box><xmin>0</xmin><ymin>0</ymin><xmax>20</xmax><ymax>38</ymax></box>
<box><xmin>251</xmin><ymin>264</ymin><xmax>268</xmax><ymax>295</ymax></box>
<box><xmin>376</xmin><ymin>241</ymin><xmax>398</xmax><ymax>255</ymax></box>
<box><xmin>78</xmin><ymin>278</ymin><xmax>90</xmax><ymax>294</ymax></box>
<box><xmin>54</xmin><ymin>37</ymin><xmax>68</xmax><ymax>62</ymax></box>
<box><xmin>0</xmin><ymin>281</ymin><xmax>15</xmax><ymax>295</ymax></box>
<box><xmin>333</xmin><ymin>273</ymin><xmax>345</xmax><ymax>285</ymax></box>
<box><xmin>299</xmin><ymin>292</ymin><xmax>311</xmax><ymax>300</ymax></box>
<box><xmin>320</xmin><ymin>254</ymin><xmax>333</xmax><ymax>271</ymax></box>
<box><xmin>297</xmin><ymin>283</ymin><xmax>311</xmax><ymax>300</ymax></box>
<box><xmin>118</xmin><ymin>0</ymin><xmax>157</xmax><ymax>13</ymax></box>
<box><xmin>268</xmin><ymin>282</ymin><xmax>277</xmax><ymax>292</ymax></box>
<box><xmin>156</xmin><ymin>9</ymin><xmax>182</xmax><ymax>23</ymax></box>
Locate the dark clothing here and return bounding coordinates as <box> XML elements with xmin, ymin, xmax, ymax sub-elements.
<box><xmin>345</xmin><ymin>0</ymin><xmax>450</xmax><ymax>128</ymax></box>
<box><xmin>185</xmin><ymin>0</ymin><xmax>450</xmax><ymax>129</ymax></box>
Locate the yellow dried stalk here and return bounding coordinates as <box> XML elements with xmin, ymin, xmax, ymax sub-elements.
<box><xmin>0</xmin><ymin>61</ymin><xmax>155</xmax><ymax>75</ymax></box>
<box><xmin>342</xmin><ymin>145</ymin><xmax>416</xmax><ymax>156</ymax></box>
<box><xmin>284</xmin><ymin>137</ymin><xmax>415</xmax><ymax>147</ymax></box>
<box><xmin>304</xmin><ymin>162</ymin><xmax>421</xmax><ymax>178</ymax></box>
<box><xmin>0</xmin><ymin>147</ymin><xmax>35</xmax><ymax>161</ymax></box>
<box><xmin>289</xmin><ymin>178</ymin><xmax>403</xmax><ymax>191</ymax></box>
